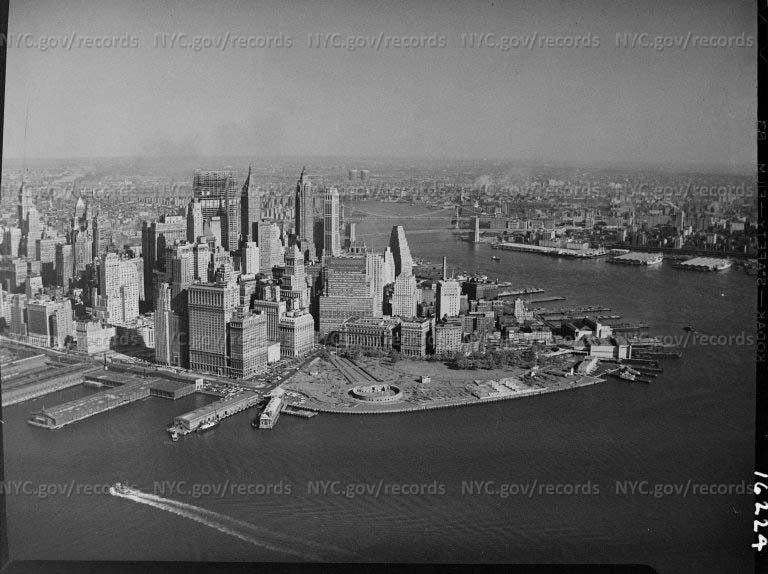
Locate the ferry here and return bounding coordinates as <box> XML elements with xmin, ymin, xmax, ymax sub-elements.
<box><xmin>197</xmin><ymin>419</ymin><xmax>219</xmax><ymax>433</ymax></box>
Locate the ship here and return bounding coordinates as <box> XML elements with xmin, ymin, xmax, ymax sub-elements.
<box><xmin>111</xmin><ymin>482</ymin><xmax>139</xmax><ymax>496</ymax></box>
<box><xmin>197</xmin><ymin>419</ymin><xmax>219</xmax><ymax>433</ymax></box>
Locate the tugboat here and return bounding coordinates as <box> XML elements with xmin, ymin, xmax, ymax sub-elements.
<box><xmin>197</xmin><ymin>419</ymin><xmax>219</xmax><ymax>433</ymax></box>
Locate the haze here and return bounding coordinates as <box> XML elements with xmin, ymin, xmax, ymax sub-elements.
<box><xmin>1</xmin><ymin>0</ymin><xmax>756</xmax><ymax>169</ymax></box>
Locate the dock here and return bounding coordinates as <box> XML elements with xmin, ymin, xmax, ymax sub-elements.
<box><xmin>493</xmin><ymin>242</ymin><xmax>609</xmax><ymax>258</ymax></box>
<box><xmin>259</xmin><ymin>392</ymin><xmax>284</xmax><ymax>429</ymax></box>
<box><xmin>27</xmin><ymin>372</ymin><xmax>199</xmax><ymax>430</ymax></box>
<box><xmin>282</xmin><ymin>406</ymin><xmax>318</xmax><ymax>419</ymax></box>
<box><xmin>172</xmin><ymin>389</ymin><xmax>262</xmax><ymax>434</ymax></box>
<box><xmin>607</xmin><ymin>252</ymin><xmax>663</xmax><ymax>265</ymax></box>
<box><xmin>675</xmin><ymin>257</ymin><xmax>732</xmax><ymax>271</ymax></box>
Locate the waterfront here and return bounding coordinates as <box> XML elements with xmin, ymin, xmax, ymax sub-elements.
<box><xmin>2</xmin><ymin>202</ymin><xmax>756</xmax><ymax>571</ymax></box>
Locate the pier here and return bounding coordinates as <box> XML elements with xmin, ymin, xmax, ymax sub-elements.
<box><xmin>27</xmin><ymin>372</ymin><xmax>200</xmax><ymax>430</ymax></box>
<box><xmin>675</xmin><ymin>257</ymin><xmax>732</xmax><ymax>271</ymax></box>
<box><xmin>607</xmin><ymin>252</ymin><xmax>663</xmax><ymax>265</ymax></box>
<box><xmin>172</xmin><ymin>390</ymin><xmax>262</xmax><ymax>433</ymax></box>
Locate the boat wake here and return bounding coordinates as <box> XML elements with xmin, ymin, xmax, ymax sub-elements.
<box><xmin>109</xmin><ymin>486</ymin><xmax>353</xmax><ymax>561</ymax></box>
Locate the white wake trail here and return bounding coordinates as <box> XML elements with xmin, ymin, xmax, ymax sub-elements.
<box><xmin>110</xmin><ymin>487</ymin><xmax>334</xmax><ymax>560</ymax></box>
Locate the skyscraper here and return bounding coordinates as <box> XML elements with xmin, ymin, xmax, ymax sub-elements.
<box><xmin>192</xmin><ymin>170</ymin><xmax>240</xmax><ymax>251</ymax></box>
<box><xmin>154</xmin><ymin>282</ymin><xmax>173</xmax><ymax>366</ymax></box>
<box><xmin>323</xmin><ymin>187</ymin><xmax>341</xmax><ymax>257</ymax></box>
<box><xmin>241</xmin><ymin>241</ymin><xmax>260</xmax><ymax>275</ymax></box>
<box><xmin>98</xmin><ymin>252</ymin><xmax>141</xmax><ymax>324</ymax></box>
<box><xmin>382</xmin><ymin>247</ymin><xmax>395</xmax><ymax>285</ymax></box>
<box><xmin>228</xmin><ymin>307</ymin><xmax>268</xmax><ymax>378</ymax></box>
<box><xmin>186</xmin><ymin>199</ymin><xmax>203</xmax><ymax>243</ymax></box>
<box><xmin>436</xmin><ymin>278</ymin><xmax>461</xmax><ymax>319</ymax></box>
<box><xmin>141</xmin><ymin>215</ymin><xmax>186</xmax><ymax>306</ymax></box>
<box><xmin>55</xmin><ymin>243</ymin><xmax>74</xmax><ymax>289</ymax></box>
<box><xmin>294</xmin><ymin>168</ymin><xmax>316</xmax><ymax>261</ymax></box>
<box><xmin>279</xmin><ymin>309</ymin><xmax>315</xmax><ymax>357</ymax></box>
<box><xmin>391</xmin><ymin>273</ymin><xmax>418</xmax><ymax>318</ymax></box>
<box><xmin>188</xmin><ymin>279</ymin><xmax>240</xmax><ymax>375</ymax></box>
<box><xmin>281</xmin><ymin>244</ymin><xmax>309</xmax><ymax>310</ymax></box>
<box><xmin>366</xmin><ymin>251</ymin><xmax>385</xmax><ymax>318</ymax></box>
<box><xmin>318</xmin><ymin>254</ymin><xmax>375</xmax><ymax>333</ymax></box>
<box><xmin>258</xmin><ymin>221</ymin><xmax>283</xmax><ymax>275</ymax></box>
<box><xmin>240</xmin><ymin>166</ymin><xmax>260</xmax><ymax>242</ymax></box>
<box><xmin>388</xmin><ymin>225</ymin><xmax>413</xmax><ymax>278</ymax></box>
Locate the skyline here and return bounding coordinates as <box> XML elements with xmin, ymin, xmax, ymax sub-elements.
<box><xmin>1</xmin><ymin>0</ymin><xmax>757</xmax><ymax>168</ymax></box>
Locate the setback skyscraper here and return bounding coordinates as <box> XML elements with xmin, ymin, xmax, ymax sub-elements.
<box><xmin>294</xmin><ymin>168</ymin><xmax>316</xmax><ymax>261</ymax></box>
<box><xmin>323</xmin><ymin>187</ymin><xmax>341</xmax><ymax>257</ymax></box>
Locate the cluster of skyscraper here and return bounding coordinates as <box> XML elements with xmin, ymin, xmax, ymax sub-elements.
<box><xmin>1</xmin><ymin>166</ymin><xmax>469</xmax><ymax>378</ymax></box>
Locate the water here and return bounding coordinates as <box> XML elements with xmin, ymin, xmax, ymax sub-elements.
<box><xmin>2</xmin><ymin>202</ymin><xmax>756</xmax><ymax>571</ymax></box>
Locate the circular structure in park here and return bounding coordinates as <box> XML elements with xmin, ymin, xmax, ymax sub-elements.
<box><xmin>349</xmin><ymin>384</ymin><xmax>403</xmax><ymax>403</ymax></box>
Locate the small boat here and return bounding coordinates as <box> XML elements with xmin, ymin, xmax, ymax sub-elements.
<box><xmin>491</xmin><ymin>256</ymin><xmax>500</xmax><ymax>261</ymax></box>
<box><xmin>111</xmin><ymin>482</ymin><xmax>138</xmax><ymax>496</ymax></box>
<box><xmin>170</xmin><ymin>432</ymin><xmax>179</xmax><ymax>442</ymax></box>
<box><xmin>683</xmin><ymin>325</ymin><xmax>694</xmax><ymax>332</ymax></box>
<box><xmin>197</xmin><ymin>419</ymin><xmax>219</xmax><ymax>433</ymax></box>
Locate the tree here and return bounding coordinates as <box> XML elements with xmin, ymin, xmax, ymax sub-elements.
<box><xmin>388</xmin><ymin>349</ymin><xmax>401</xmax><ymax>364</ymax></box>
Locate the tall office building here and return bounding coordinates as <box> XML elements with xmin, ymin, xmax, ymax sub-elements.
<box><xmin>366</xmin><ymin>252</ymin><xmax>385</xmax><ymax>317</ymax></box>
<box><xmin>26</xmin><ymin>299</ymin><xmax>74</xmax><ymax>349</ymax></box>
<box><xmin>323</xmin><ymin>187</ymin><xmax>341</xmax><ymax>257</ymax></box>
<box><xmin>22</xmin><ymin>205</ymin><xmax>42</xmax><ymax>257</ymax></box>
<box><xmin>192</xmin><ymin>170</ymin><xmax>240</xmax><ymax>251</ymax></box>
<box><xmin>279</xmin><ymin>309</ymin><xmax>315</xmax><ymax>357</ymax></box>
<box><xmin>240</xmin><ymin>166</ymin><xmax>260</xmax><ymax>242</ymax></box>
<box><xmin>186</xmin><ymin>199</ymin><xmax>203</xmax><ymax>243</ymax></box>
<box><xmin>55</xmin><ymin>243</ymin><xmax>74</xmax><ymax>289</ymax></box>
<box><xmin>436</xmin><ymin>278</ymin><xmax>461</xmax><ymax>319</ymax></box>
<box><xmin>141</xmin><ymin>215</ymin><xmax>187</xmax><ymax>306</ymax></box>
<box><xmin>191</xmin><ymin>242</ymin><xmax>209</xmax><ymax>282</ymax></box>
<box><xmin>294</xmin><ymin>168</ymin><xmax>316</xmax><ymax>261</ymax></box>
<box><xmin>281</xmin><ymin>244</ymin><xmax>309</xmax><ymax>310</ymax></box>
<box><xmin>241</xmin><ymin>241</ymin><xmax>260</xmax><ymax>275</ymax></box>
<box><xmin>36</xmin><ymin>238</ymin><xmax>57</xmax><ymax>286</ymax></box>
<box><xmin>228</xmin><ymin>307</ymin><xmax>268</xmax><ymax>378</ymax></box>
<box><xmin>382</xmin><ymin>246</ymin><xmax>395</xmax><ymax>285</ymax></box>
<box><xmin>3</xmin><ymin>227</ymin><xmax>21</xmax><ymax>258</ymax></box>
<box><xmin>388</xmin><ymin>226</ymin><xmax>413</xmax><ymax>277</ymax></box>
<box><xmin>251</xmin><ymin>299</ymin><xmax>287</xmax><ymax>342</ymax></box>
<box><xmin>400</xmin><ymin>317</ymin><xmax>434</xmax><ymax>357</ymax></box>
<box><xmin>154</xmin><ymin>282</ymin><xmax>173</xmax><ymax>366</ymax></box>
<box><xmin>188</xmin><ymin>279</ymin><xmax>240</xmax><ymax>375</ymax></box>
<box><xmin>318</xmin><ymin>254</ymin><xmax>375</xmax><ymax>333</ymax></box>
<box><xmin>72</xmin><ymin>227</ymin><xmax>93</xmax><ymax>273</ymax></box>
<box><xmin>391</xmin><ymin>273</ymin><xmax>418</xmax><ymax>318</ymax></box>
<box><xmin>258</xmin><ymin>221</ymin><xmax>283</xmax><ymax>275</ymax></box>
<box><xmin>98</xmin><ymin>253</ymin><xmax>141</xmax><ymax>324</ymax></box>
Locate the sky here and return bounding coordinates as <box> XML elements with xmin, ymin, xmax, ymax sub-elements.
<box><xmin>1</xmin><ymin>0</ymin><xmax>757</xmax><ymax>168</ymax></box>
